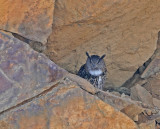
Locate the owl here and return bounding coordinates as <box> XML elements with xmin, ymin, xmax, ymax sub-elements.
<box><xmin>77</xmin><ymin>52</ymin><xmax>107</xmax><ymax>90</ymax></box>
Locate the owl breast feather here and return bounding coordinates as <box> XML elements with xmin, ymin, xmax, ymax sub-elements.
<box><xmin>89</xmin><ymin>70</ymin><xmax>103</xmax><ymax>76</ymax></box>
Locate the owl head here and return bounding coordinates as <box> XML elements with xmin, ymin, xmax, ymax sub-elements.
<box><xmin>85</xmin><ymin>52</ymin><xmax>106</xmax><ymax>76</ymax></box>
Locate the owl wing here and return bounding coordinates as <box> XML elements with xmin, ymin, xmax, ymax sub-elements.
<box><xmin>104</xmin><ymin>67</ymin><xmax>107</xmax><ymax>76</ymax></box>
<box><xmin>77</xmin><ymin>64</ymin><xmax>85</xmax><ymax>77</ymax></box>
<box><xmin>77</xmin><ymin>64</ymin><xmax>90</xmax><ymax>79</ymax></box>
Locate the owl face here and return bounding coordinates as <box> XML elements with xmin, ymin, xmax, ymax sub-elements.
<box><xmin>85</xmin><ymin>52</ymin><xmax>106</xmax><ymax>76</ymax></box>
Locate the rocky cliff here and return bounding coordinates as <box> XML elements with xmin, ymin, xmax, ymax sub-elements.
<box><xmin>0</xmin><ymin>0</ymin><xmax>160</xmax><ymax>129</ymax></box>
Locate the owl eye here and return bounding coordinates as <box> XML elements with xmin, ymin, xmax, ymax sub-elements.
<box><xmin>90</xmin><ymin>58</ymin><xmax>94</xmax><ymax>65</ymax></box>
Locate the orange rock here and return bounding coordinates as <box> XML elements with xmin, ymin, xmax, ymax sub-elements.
<box><xmin>0</xmin><ymin>31</ymin><xmax>67</xmax><ymax>113</ymax></box>
<box><xmin>121</xmin><ymin>104</ymin><xmax>143</xmax><ymax>120</ymax></box>
<box><xmin>0</xmin><ymin>0</ymin><xmax>54</xmax><ymax>43</ymax></box>
<box><xmin>46</xmin><ymin>0</ymin><xmax>160</xmax><ymax>87</ymax></box>
<box><xmin>0</xmin><ymin>82</ymin><xmax>138</xmax><ymax>129</ymax></box>
<box><xmin>131</xmin><ymin>84</ymin><xmax>153</xmax><ymax>106</ymax></box>
<box><xmin>139</xmin><ymin>120</ymin><xmax>156</xmax><ymax>129</ymax></box>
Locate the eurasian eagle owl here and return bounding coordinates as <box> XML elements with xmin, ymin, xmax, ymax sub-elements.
<box><xmin>77</xmin><ymin>52</ymin><xmax>107</xmax><ymax>90</ymax></box>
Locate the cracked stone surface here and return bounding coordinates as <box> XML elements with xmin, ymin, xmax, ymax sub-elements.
<box><xmin>143</xmin><ymin>72</ymin><xmax>160</xmax><ymax>100</ymax></box>
<box><xmin>141</xmin><ymin>53</ymin><xmax>160</xmax><ymax>79</ymax></box>
<box><xmin>1</xmin><ymin>0</ymin><xmax>160</xmax><ymax>128</ymax></box>
<box><xmin>131</xmin><ymin>84</ymin><xmax>153</xmax><ymax>107</ymax></box>
<box><xmin>0</xmin><ymin>31</ymin><xmax>67</xmax><ymax>113</ymax></box>
<box><xmin>0</xmin><ymin>30</ymin><xmax>158</xmax><ymax>129</ymax></box>
<box><xmin>97</xmin><ymin>89</ymin><xmax>160</xmax><ymax>128</ymax></box>
<box><xmin>0</xmin><ymin>30</ymin><xmax>138</xmax><ymax>129</ymax></box>
<box><xmin>0</xmin><ymin>78</ymin><xmax>138</xmax><ymax>129</ymax></box>
<box><xmin>0</xmin><ymin>0</ymin><xmax>54</xmax><ymax>43</ymax></box>
<box><xmin>45</xmin><ymin>0</ymin><xmax>160</xmax><ymax>87</ymax></box>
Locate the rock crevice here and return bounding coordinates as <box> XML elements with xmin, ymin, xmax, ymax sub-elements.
<box><xmin>1</xmin><ymin>0</ymin><xmax>160</xmax><ymax>128</ymax></box>
<box><xmin>121</xmin><ymin>31</ymin><xmax>160</xmax><ymax>89</ymax></box>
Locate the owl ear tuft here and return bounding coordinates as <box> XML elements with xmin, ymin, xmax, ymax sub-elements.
<box><xmin>101</xmin><ymin>54</ymin><xmax>106</xmax><ymax>59</ymax></box>
<box><xmin>86</xmin><ymin>52</ymin><xmax>90</xmax><ymax>58</ymax></box>
<box><xmin>98</xmin><ymin>54</ymin><xmax>106</xmax><ymax>63</ymax></box>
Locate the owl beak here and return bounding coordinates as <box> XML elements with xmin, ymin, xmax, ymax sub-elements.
<box><xmin>95</xmin><ymin>67</ymin><xmax>99</xmax><ymax>70</ymax></box>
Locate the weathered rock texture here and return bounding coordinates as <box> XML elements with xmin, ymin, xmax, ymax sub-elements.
<box><xmin>131</xmin><ymin>84</ymin><xmax>153</xmax><ymax>106</ymax></box>
<box><xmin>141</xmin><ymin>31</ymin><xmax>160</xmax><ymax>79</ymax></box>
<box><xmin>1</xmin><ymin>0</ymin><xmax>160</xmax><ymax>88</ymax></box>
<box><xmin>96</xmin><ymin>89</ymin><xmax>160</xmax><ymax>128</ymax></box>
<box><xmin>0</xmin><ymin>0</ymin><xmax>54</xmax><ymax>43</ymax></box>
<box><xmin>1</xmin><ymin>0</ymin><xmax>160</xmax><ymax>128</ymax></box>
<box><xmin>0</xmin><ymin>31</ymin><xmax>138</xmax><ymax>129</ymax></box>
<box><xmin>143</xmin><ymin>73</ymin><xmax>160</xmax><ymax>100</ymax></box>
<box><xmin>0</xmin><ymin>80</ymin><xmax>138</xmax><ymax>129</ymax></box>
<box><xmin>45</xmin><ymin>0</ymin><xmax>160</xmax><ymax>87</ymax></box>
<box><xmin>0</xmin><ymin>31</ymin><xmax>67</xmax><ymax>113</ymax></box>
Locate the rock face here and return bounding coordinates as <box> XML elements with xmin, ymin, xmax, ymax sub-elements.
<box><xmin>143</xmin><ymin>73</ymin><xmax>160</xmax><ymax>100</ymax></box>
<box><xmin>0</xmin><ymin>0</ymin><xmax>54</xmax><ymax>43</ymax></box>
<box><xmin>45</xmin><ymin>0</ymin><xmax>160</xmax><ymax>87</ymax></box>
<box><xmin>139</xmin><ymin>120</ymin><xmax>156</xmax><ymax>129</ymax></box>
<box><xmin>1</xmin><ymin>1</ymin><xmax>160</xmax><ymax>128</ymax></box>
<box><xmin>0</xmin><ymin>31</ymin><xmax>67</xmax><ymax>113</ymax></box>
<box><xmin>153</xmin><ymin>98</ymin><xmax>160</xmax><ymax>109</ymax></box>
<box><xmin>1</xmin><ymin>0</ymin><xmax>160</xmax><ymax>88</ymax></box>
<box><xmin>141</xmin><ymin>56</ymin><xmax>160</xmax><ymax>79</ymax></box>
<box><xmin>96</xmin><ymin>89</ymin><xmax>160</xmax><ymax>128</ymax></box>
<box><xmin>131</xmin><ymin>84</ymin><xmax>153</xmax><ymax>106</ymax></box>
<box><xmin>0</xmin><ymin>79</ymin><xmax>138</xmax><ymax>129</ymax></box>
<box><xmin>0</xmin><ymin>31</ymin><xmax>138</xmax><ymax>129</ymax></box>
<box><xmin>141</xmin><ymin>38</ymin><xmax>160</xmax><ymax>79</ymax></box>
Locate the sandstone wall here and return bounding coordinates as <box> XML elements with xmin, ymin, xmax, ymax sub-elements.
<box><xmin>1</xmin><ymin>0</ymin><xmax>160</xmax><ymax>87</ymax></box>
<box><xmin>0</xmin><ymin>31</ymin><xmax>138</xmax><ymax>129</ymax></box>
<box><xmin>45</xmin><ymin>0</ymin><xmax>160</xmax><ymax>87</ymax></box>
<box><xmin>0</xmin><ymin>0</ymin><xmax>54</xmax><ymax>43</ymax></box>
<box><xmin>1</xmin><ymin>1</ymin><xmax>160</xmax><ymax>127</ymax></box>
